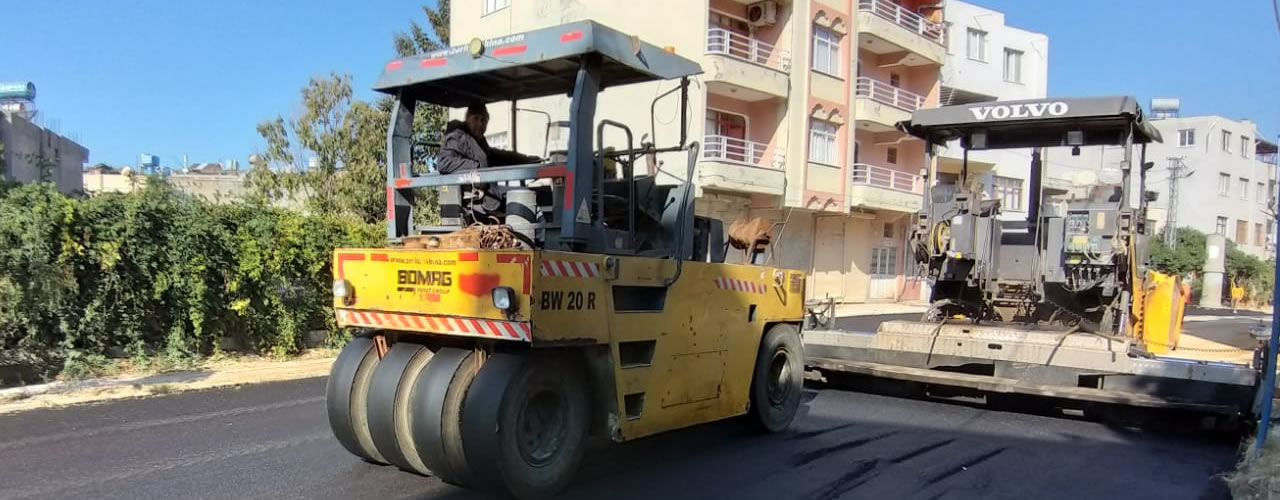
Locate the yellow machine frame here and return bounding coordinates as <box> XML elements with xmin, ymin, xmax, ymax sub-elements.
<box><xmin>334</xmin><ymin>248</ymin><xmax>806</xmax><ymax>441</ymax></box>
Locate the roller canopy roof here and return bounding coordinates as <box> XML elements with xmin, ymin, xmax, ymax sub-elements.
<box><xmin>372</xmin><ymin>20</ymin><xmax>703</xmax><ymax>107</ymax></box>
<box><xmin>898</xmin><ymin>96</ymin><xmax>1163</xmax><ymax>149</ymax></box>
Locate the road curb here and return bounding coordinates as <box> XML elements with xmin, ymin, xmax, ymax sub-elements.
<box><xmin>0</xmin><ymin>356</ymin><xmax>337</xmax><ymax>414</ymax></box>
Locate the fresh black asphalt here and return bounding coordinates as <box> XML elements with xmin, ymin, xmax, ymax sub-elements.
<box><xmin>0</xmin><ymin>360</ymin><xmax>1237</xmax><ymax>500</ymax></box>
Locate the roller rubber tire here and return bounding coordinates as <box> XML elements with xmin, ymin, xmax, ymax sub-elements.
<box><xmin>408</xmin><ymin>347</ymin><xmax>481</xmax><ymax>486</ymax></box>
<box><xmin>748</xmin><ymin>323</ymin><xmax>804</xmax><ymax>433</ymax></box>
<box><xmin>325</xmin><ymin>337</ymin><xmax>387</xmax><ymax>464</ymax></box>
<box><xmin>367</xmin><ymin>343</ymin><xmax>436</xmax><ymax>474</ymax></box>
<box><xmin>462</xmin><ymin>352</ymin><xmax>590</xmax><ymax>500</ymax></box>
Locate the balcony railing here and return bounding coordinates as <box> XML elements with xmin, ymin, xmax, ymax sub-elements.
<box><xmin>852</xmin><ymin>163</ymin><xmax>923</xmax><ymax>193</ymax></box>
<box><xmin>855</xmin><ymin>77</ymin><xmax>925</xmax><ymax>111</ymax></box>
<box><xmin>856</xmin><ymin>0</ymin><xmax>945</xmax><ymax>45</ymax></box>
<box><xmin>706</xmin><ymin>28</ymin><xmax>791</xmax><ymax>72</ymax></box>
<box><xmin>703</xmin><ymin>135</ymin><xmax>783</xmax><ymax>169</ymax></box>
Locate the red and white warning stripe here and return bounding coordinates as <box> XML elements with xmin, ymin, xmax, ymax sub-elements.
<box><xmin>714</xmin><ymin>277</ymin><xmax>767</xmax><ymax>295</ymax></box>
<box><xmin>336</xmin><ymin>309</ymin><xmax>531</xmax><ymax>342</ymax></box>
<box><xmin>539</xmin><ymin>259</ymin><xmax>601</xmax><ymax>278</ymax></box>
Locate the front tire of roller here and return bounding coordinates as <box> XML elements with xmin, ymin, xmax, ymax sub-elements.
<box><xmin>462</xmin><ymin>352</ymin><xmax>590</xmax><ymax>500</ymax></box>
<box><xmin>325</xmin><ymin>336</ymin><xmax>387</xmax><ymax>464</ymax></box>
<box><xmin>748</xmin><ymin>323</ymin><xmax>803</xmax><ymax>433</ymax></box>
<box><xmin>408</xmin><ymin>347</ymin><xmax>482</xmax><ymax>487</ymax></box>
<box><xmin>366</xmin><ymin>342</ymin><xmax>436</xmax><ymax>475</ymax></box>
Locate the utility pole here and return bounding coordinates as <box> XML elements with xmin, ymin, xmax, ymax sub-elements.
<box><xmin>1165</xmin><ymin>157</ymin><xmax>1193</xmax><ymax>247</ymax></box>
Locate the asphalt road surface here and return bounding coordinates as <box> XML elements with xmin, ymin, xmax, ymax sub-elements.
<box><xmin>0</xmin><ymin>372</ymin><xmax>1237</xmax><ymax>500</ymax></box>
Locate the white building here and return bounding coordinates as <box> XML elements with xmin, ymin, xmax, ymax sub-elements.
<box><xmin>937</xmin><ymin>1</ymin><xmax>1051</xmax><ymax>221</ymax></box>
<box><xmin>1061</xmin><ymin>104</ymin><xmax>1278</xmax><ymax>259</ymax></box>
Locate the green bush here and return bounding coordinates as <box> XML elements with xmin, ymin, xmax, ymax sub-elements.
<box><xmin>1148</xmin><ymin>226</ymin><xmax>1275</xmax><ymax>306</ymax></box>
<box><xmin>0</xmin><ymin>179</ymin><xmax>381</xmax><ymax>377</ymax></box>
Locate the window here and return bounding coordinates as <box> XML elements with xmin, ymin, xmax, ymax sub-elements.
<box><xmin>485</xmin><ymin>132</ymin><xmax>509</xmax><ymax>151</ymax></box>
<box><xmin>1179</xmin><ymin>129</ymin><xmax>1195</xmax><ymax>147</ymax></box>
<box><xmin>882</xmin><ymin>223</ymin><xmax>895</xmax><ymax>239</ymax></box>
<box><xmin>870</xmin><ymin>247</ymin><xmax>897</xmax><ymax>275</ymax></box>
<box><xmin>886</xmin><ymin>147</ymin><xmax>898</xmax><ymax>164</ymax></box>
<box><xmin>1222</xmin><ymin>130</ymin><xmax>1233</xmax><ymax>153</ymax></box>
<box><xmin>808</xmin><ymin>119</ymin><xmax>838</xmax><ymax>165</ymax></box>
<box><xmin>1242</xmin><ymin>136</ymin><xmax>1251</xmax><ymax>158</ymax></box>
<box><xmin>1237</xmin><ymin>220</ymin><xmax>1249</xmax><ymax>243</ymax></box>
<box><xmin>1259</xmin><ymin>182</ymin><xmax>1267</xmax><ymax>204</ymax></box>
<box><xmin>1216</xmin><ymin>216</ymin><xmax>1228</xmax><ymax>236</ymax></box>
<box><xmin>1003</xmin><ymin>49</ymin><xmax>1023</xmax><ymax>83</ymax></box>
<box><xmin>705</xmin><ymin>109</ymin><xmax>748</xmax><ymax>161</ymax></box>
<box><xmin>994</xmin><ymin>176</ymin><xmax>1023</xmax><ymax>211</ymax></box>
<box><xmin>1257</xmin><ymin>223</ymin><xmax>1265</xmax><ymax>246</ymax></box>
<box><xmin>482</xmin><ymin>0</ymin><xmax>510</xmax><ymax>15</ymax></box>
<box><xmin>705</xmin><ymin>109</ymin><xmax>747</xmax><ymax>139</ymax></box>
<box><xmin>709</xmin><ymin>11</ymin><xmax>751</xmax><ymax>33</ymax></box>
<box><xmin>812</xmin><ymin>26</ymin><xmax>840</xmax><ymax>76</ymax></box>
<box><xmin>1218</xmin><ymin>173</ymin><xmax>1231</xmax><ymax>195</ymax></box>
<box><xmin>966</xmin><ymin>28</ymin><xmax>987</xmax><ymax>61</ymax></box>
<box><xmin>1240</xmin><ymin>177</ymin><xmax>1250</xmax><ymax>200</ymax></box>
<box><xmin>889</xmin><ymin>73</ymin><xmax>901</xmax><ymax>87</ymax></box>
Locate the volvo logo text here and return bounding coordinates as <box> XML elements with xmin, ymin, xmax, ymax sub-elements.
<box><xmin>968</xmin><ymin>102</ymin><xmax>1069</xmax><ymax>120</ymax></box>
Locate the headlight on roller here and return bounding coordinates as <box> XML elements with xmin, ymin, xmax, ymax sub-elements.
<box><xmin>491</xmin><ymin>286</ymin><xmax>515</xmax><ymax>311</ymax></box>
<box><xmin>333</xmin><ymin>279</ymin><xmax>354</xmax><ymax>305</ymax></box>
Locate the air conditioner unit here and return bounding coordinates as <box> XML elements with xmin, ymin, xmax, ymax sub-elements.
<box><xmin>747</xmin><ymin>1</ymin><xmax>778</xmax><ymax>27</ymax></box>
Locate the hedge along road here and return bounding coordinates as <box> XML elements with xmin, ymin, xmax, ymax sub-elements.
<box><xmin>0</xmin><ymin>376</ymin><xmax>1234</xmax><ymax>500</ymax></box>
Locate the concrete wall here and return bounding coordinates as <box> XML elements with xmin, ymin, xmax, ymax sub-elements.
<box><xmin>942</xmin><ymin>2</ymin><xmax>1048</xmax><ymax>100</ymax></box>
<box><xmin>0</xmin><ymin>111</ymin><xmax>87</xmax><ymax>194</ymax></box>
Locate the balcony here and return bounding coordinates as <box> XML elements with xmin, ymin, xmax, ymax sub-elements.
<box><xmin>855</xmin><ymin>0</ymin><xmax>946</xmax><ymax>66</ymax></box>
<box><xmin>849</xmin><ymin>163</ymin><xmax>923</xmax><ymax>212</ymax></box>
<box><xmin>698</xmin><ymin>135</ymin><xmax>786</xmax><ymax>196</ymax></box>
<box><xmin>704</xmin><ymin>28</ymin><xmax>791</xmax><ymax>101</ymax></box>
<box><xmin>853</xmin><ymin>77</ymin><xmax>924</xmax><ymax>132</ymax></box>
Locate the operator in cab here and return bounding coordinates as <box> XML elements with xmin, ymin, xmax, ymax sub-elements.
<box><xmin>437</xmin><ymin>102</ymin><xmax>541</xmax><ymax>223</ymax></box>
<box><xmin>437</xmin><ymin>103</ymin><xmax>539</xmax><ymax>173</ymax></box>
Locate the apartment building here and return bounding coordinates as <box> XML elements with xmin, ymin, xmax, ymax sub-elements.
<box><xmin>1060</xmin><ymin>108</ymin><xmax>1279</xmax><ymax>258</ymax></box>
<box><xmin>451</xmin><ymin>0</ymin><xmax>946</xmax><ymax>303</ymax></box>
<box><xmin>937</xmin><ymin>1</ymin><xmax>1051</xmax><ymax>221</ymax></box>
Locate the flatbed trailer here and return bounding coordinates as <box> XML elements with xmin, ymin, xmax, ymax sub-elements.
<box><xmin>804</xmin><ymin>321</ymin><xmax>1258</xmax><ymax>423</ymax></box>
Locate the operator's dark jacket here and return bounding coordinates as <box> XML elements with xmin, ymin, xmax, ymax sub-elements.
<box><xmin>437</xmin><ymin>120</ymin><xmax>533</xmax><ymax>173</ymax></box>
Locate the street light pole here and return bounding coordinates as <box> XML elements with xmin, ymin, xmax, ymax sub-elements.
<box><xmin>1254</xmin><ymin>133</ymin><xmax>1280</xmax><ymax>458</ymax></box>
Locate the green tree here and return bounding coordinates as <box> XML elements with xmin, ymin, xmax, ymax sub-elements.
<box><xmin>247</xmin><ymin>2</ymin><xmax>450</xmax><ymax>225</ymax></box>
<box><xmin>1148</xmin><ymin>227</ymin><xmax>1208</xmax><ymax>277</ymax></box>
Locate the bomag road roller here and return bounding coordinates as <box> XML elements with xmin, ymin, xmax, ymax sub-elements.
<box><xmin>805</xmin><ymin>96</ymin><xmax>1262</xmax><ymax>429</ymax></box>
<box><xmin>325</xmin><ymin>21</ymin><xmax>807</xmax><ymax>499</ymax></box>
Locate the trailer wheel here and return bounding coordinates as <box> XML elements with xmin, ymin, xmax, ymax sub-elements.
<box><xmin>462</xmin><ymin>352</ymin><xmax>590</xmax><ymax>500</ymax></box>
<box><xmin>366</xmin><ymin>342</ymin><xmax>436</xmax><ymax>475</ymax></box>
<box><xmin>325</xmin><ymin>336</ymin><xmax>387</xmax><ymax>464</ymax></box>
<box><xmin>408</xmin><ymin>347</ymin><xmax>481</xmax><ymax>486</ymax></box>
<box><xmin>748</xmin><ymin>323</ymin><xmax>804</xmax><ymax>433</ymax></box>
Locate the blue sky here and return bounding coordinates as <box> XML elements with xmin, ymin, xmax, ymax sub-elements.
<box><xmin>1</xmin><ymin>0</ymin><xmax>1277</xmax><ymax>168</ymax></box>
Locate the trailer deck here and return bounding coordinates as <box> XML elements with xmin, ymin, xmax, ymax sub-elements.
<box><xmin>804</xmin><ymin>322</ymin><xmax>1258</xmax><ymax>417</ymax></box>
